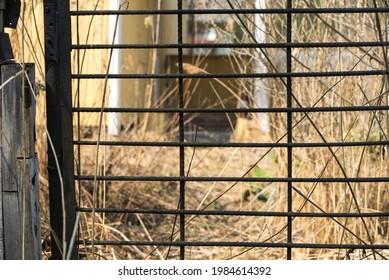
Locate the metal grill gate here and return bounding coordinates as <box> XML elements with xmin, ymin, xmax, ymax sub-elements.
<box><xmin>44</xmin><ymin>0</ymin><xmax>389</xmax><ymax>260</ymax></box>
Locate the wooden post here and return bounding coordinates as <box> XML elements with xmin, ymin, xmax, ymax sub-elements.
<box><xmin>0</xmin><ymin>63</ymin><xmax>41</xmax><ymax>260</ymax></box>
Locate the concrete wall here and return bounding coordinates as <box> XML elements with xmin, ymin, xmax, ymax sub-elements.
<box><xmin>116</xmin><ymin>0</ymin><xmax>191</xmax><ymax>130</ymax></box>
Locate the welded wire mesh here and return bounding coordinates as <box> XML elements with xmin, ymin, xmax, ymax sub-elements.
<box><xmin>67</xmin><ymin>0</ymin><xmax>389</xmax><ymax>260</ymax></box>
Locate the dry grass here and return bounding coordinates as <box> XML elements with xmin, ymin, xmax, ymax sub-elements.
<box><xmin>8</xmin><ymin>0</ymin><xmax>389</xmax><ymax>260</ymax></box>
<box><xmin>216</xmin><ymin>0</ymin><xmax>389</xmax><ymax>260</ymax></box>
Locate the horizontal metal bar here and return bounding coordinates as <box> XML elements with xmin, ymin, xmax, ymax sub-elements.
<box><xmin>71</xmin><ymin>41</ymin><xmax>389</xmax><ymax>50</ymax></box>
<box><xmin>70</xmin><ymin>7</ymin><xmax>389</xmax><ymax>16</ymax></box>
<box><xmin>76</xmin><ymin>207</ymin><xmax>389</xmax><ymax>218</ymax></box>
<box><xmin>77</xmin><ymin>240</ymin><xmax>389</xmax><ymax>250</ymax></box>
<box><xmin>72</xmin><ymin>105</ymin><xmax>389</xmax><ymax>113</ymax></box>
<box><xmin>74</xmin><ymin>140</ymin><xmax>389</xmax><ymax>148</ymax></box>
<box><xmin>74</xmin><ymin>175</ymin><xmax>389</xmax><ymax>183</ymax></box>
<box><xmin>71</xmin><ymin>70</ymin><xmax>389</xmax><ymax>80</ymax></box>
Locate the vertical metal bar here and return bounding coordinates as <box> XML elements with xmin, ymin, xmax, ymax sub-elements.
<box><xmin>177</xmin><ymin>0</ymin><xmax>186</xmax><ymax>260</ymax></box>
<box><xmin>44</xmin><ymin>0</ymin><xmax>77</xmax><ymax>259</ymax></box>
<box><xmin>0</xmin><ymin>11</ymin><xmax>3</xmax><ymax>32</ymax></box>
<box><xmin>75</xmin><ymin>0</ymin><xmax>82</xmax><ymax>250</ymax></box>
<box><xmin>0</xmin><ymin>0</ymin><xmax>5</xmax><ymax>32</ymax></box>
<box><xmin>286</xmin><ymin>0</ymin><xmax>293</xmax><ymax>260</ymax></box>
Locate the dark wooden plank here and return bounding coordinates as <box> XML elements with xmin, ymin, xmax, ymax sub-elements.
<box><xmin>0</xmin><ymin>61</ymin><xmax>2</xmax><ymax>260</ymax></box>
<box><xmin>0</xmin><ymin>63</ymin><xmax>40</xmax><ymax>259</ymax></box>
<box><xmin>1</xmin><ymin>153</ymin><xmax>18</xmax><ymax>192</ymax></box>
<box><xmin>1</xmin><ymin>64</ymin><xmax>24</xmax><ymax>157</ymax></box>
<box><xmin>2</xmin><ymin>157</ymin><xmax>40</xmax><ymax>260</ymax></box>
<box><xmin>1</xmin><ymin>64</ymin><xmax>35</xmax><ymax>159</ymax></box>
<box><xmin>23</xmin><ymin>155</ymin><xmax>41</xmax><ymax>259</ymax></box>
<box><xmin>1</xmin><ymin>64</ymin><xmax>22</xmax><ymax>192</ymax></box>
<box><xmin>1</xmin><ymin>64</ymin><xmax>36</xmax><ymax>192</ymax></box>
<box><xmin>0</xmin><ymin>63</ymin><xmax>5</xmax><ymax>259</ymax></box>
<box><xmin>3</xmin><ymin>191</ymin><xmax>22</xmax><ymax>260</ymax></box>
<box><xmin>0</xmin><ymin>156</ymin><xmax>3</xmax><ymax>259</ymax></box>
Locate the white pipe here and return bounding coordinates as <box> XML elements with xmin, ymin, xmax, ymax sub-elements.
<box><xmin>254</xmin><ymin>0</ymin><xmax>270</xmax><ymax>133</ymax></box>
<box><xmin>108</xmin><ymin>0</ymin><xmax>123</xmax><ymax>135</ymax></box>
<box><xmin>153</xmin><ymin>0</ymin><xmax>162</xmax><ymax>105</ymax></box>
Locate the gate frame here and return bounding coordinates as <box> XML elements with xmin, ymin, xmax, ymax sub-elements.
<box><xmin>43</xmin><ymin>0</ymin><xmax>77</xmax><ymax>260</ymax></box>
<box><xmin>43</xmin><ymin>0</ymin><xmax>389</xmax><ymax>261</ymax></box>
